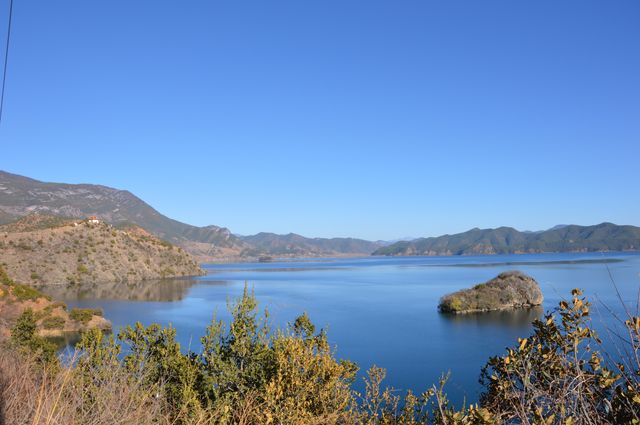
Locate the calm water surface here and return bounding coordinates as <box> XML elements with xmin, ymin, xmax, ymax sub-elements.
<box><xmin>44</xmin><ymin>252</ymin><xmax>640</xmax><ymax>404</ymax></box>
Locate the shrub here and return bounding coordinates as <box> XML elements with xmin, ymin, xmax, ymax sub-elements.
<box><xmin>0</xmin><ymin>342</ymin><xmax>166</xmax><ymax>424</ymax></box>
<box><xmin>160</xmin><ymin>267</ymin><xmax>175</xmax><ymax>277</ymax></box>
<box><xmin>441</xmin><ymin>295</ymin><xmax>464</xmax><ymax>312</ymax></box>
<box><xmin>12</xmin><ymin>283</ymin><xmax>48</xmax><ymax>301</ymax></box>
<box><xmin>2</xmin><ymin>287</ymin><xmax>639</xmax><ymax>424</ymax></box>
<box><xmin>479</xmin><ymin>288</ymin><xmax>640</xmax><ymax>424</ymax></box>
<box><xmin>0</xmin><ymin>265</ymin><xmax>13</xmax><ymax>285</ymax></box>
<box><xmin>10</xmin><ymin>309</ymin><xmax>57</xmax><ymax>365</ymax></box>
<box><xmin>70</xmin><ymin>308</ymin><xmax>102</xmax><ymax>324</ymax></box>
<box><xmin>158</xmin><ymin>239</ymin><xmax>173</xmax><ymax>249</ymax></box>
<box><xmin>42</xmin><ymin>316</ymin><xmax>66</xmax><ymax>330</ymax></box>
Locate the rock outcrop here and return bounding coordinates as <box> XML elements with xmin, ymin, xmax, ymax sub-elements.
<box><xmin>438</xmin><ymin>271</ymin><xmax>543</xmax><ymax>314</ymax></box>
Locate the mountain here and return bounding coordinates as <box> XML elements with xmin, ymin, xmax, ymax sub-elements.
<box><xmin>239</xmin><ymin>232</ymin><xmax>382</xmax><ymax>257</ymax></box>
<box><xmin>0</xmin><ymin>214</ymin><xmax>204</xmax><ymax>285</ymax></box>
<box><xmin>10</xmin><ymin>170</ymin><xmax>632</xmax><ymax>261</ymax></box>
<box><xmin>0</xmin><ymin>170</ymin><xmax>248</xmax><ymax>260</ymax></box>
<box><xmin>547</xmin><ymin>224</ymin><xmax>569</xmax><ymax>231</ymax></box>
<box><xmin>0</xmin><ymin>171</ymin><xmax>384</xmax><ymax>261</ymax></box>
<box><xmin>373</xmin><ymin>223</ymin><xmax>640</xmax><ymax>256</ymax></box>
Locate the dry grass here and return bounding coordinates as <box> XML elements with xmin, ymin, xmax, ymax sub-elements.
<box><xmin>0</xmin><ymin>348</ymin><xmax>169</xmax><ymax>425</ymax></box>
<box><xmin>0</xmin><ymin>344</ymin><xmax>346</xmax><ymax>425</ymax></box>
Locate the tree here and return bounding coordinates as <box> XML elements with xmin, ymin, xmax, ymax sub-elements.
<box><xmin>10</xmin><ymin>308</ymin><xmax>56</xmax><ymax>365</ymax></box>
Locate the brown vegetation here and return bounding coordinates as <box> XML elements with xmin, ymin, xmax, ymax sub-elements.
<box><xmin>0</xmin><ymin>214</ymin><xmax>204</xmax><ymax>285</ymax></box>
<box><xmin>0</xmin><ymin>349</ymin><xmax>168</xmax><ymax>425</ymax></box>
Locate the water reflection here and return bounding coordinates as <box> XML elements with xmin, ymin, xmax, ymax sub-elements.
<box><xmin>40</xmin><ymin>277</ymin><xmax>226</xmax><ymax>302</ymax></box>
<box><xmin>440</xmin><ymin>306</ymin><xmax>544</xmax><ymax>329</ymax></box>
<box><xmin>206</xmin><ymin>266</ymin><xmax>352</xmax><ymax>273</ymax></box>
<box><xmin>47</xmin><ymin>332</ymin><xmax>84</xmax><ymax>351</ymax></box>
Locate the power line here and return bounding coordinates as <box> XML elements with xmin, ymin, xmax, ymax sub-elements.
<box><xmin>0</xmin><ymin>0</ymin><xmax>14</xmax><ymax>127</ymax></box>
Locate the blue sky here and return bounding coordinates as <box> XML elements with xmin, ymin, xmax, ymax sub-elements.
<box><xmin>0</xmin><ymin>0</ymin><xmax>638</xmax><ymax>240</ymax></box>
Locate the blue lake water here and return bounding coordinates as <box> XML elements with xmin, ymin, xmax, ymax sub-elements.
<box><xmin>45</xmin><ymin>252</ymin><xmax>640</xmax><ymax>404</ymax></box>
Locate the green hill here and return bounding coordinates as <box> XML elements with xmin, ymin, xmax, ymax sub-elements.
<box><xmin>373</xmin><ymin>223</ymin><xmax>640</xmax><ymax>256</ymax></box>
<box><xmin>239</xmin><ymin>232</ymin><xmax>382</xmax><ymax>257</ymax></box>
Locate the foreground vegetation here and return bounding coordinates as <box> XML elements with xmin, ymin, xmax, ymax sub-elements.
<box><xmin>1</xmin><ymin>286</ymin><xmax>639</xmax><ymax>424</ymax></box>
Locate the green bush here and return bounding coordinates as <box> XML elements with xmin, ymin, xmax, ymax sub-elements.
<box><xmin>10</xmin><ymin>309</ymin><xmax>57</xmax><ymax>365</ymax></box>
<box><xmin>70</xmin><ymin>308</ymin><xmax>102</xmax><ymax>324</ymax></box>
<box><xmin>5</xmin><ymin>287</ymin><xmax>640</xmax><ymax>424</ymax></box>
<box><xmin>0</xmin><ymin>265</ymin><xmax>14</xmax><ymax>285</ymax></box>
<box><xmin>42</xmin><ymin>316</ymin><xmax>66</xmax><ymax>330</ymax></box>
<box><xmin>441</xmin><ymin>295</ymin><xmax>464</xmax><ymax>312</ymax></box>
<box><xmin>12</xmin><ymin>283</ymin><xmax>48</xmax><ymax>301</ymax></box>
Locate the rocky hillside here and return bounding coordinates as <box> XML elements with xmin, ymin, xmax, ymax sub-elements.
<box><xmin>0</xmin><ymin>171</ymin><xmax>388</xmax><ymax>261</ymax></box>
<box><xmin>0</xmin><ymin>214</ymin><xmax>204</xmax><ymax>285</ymax></box>
<box><xmin>438</xmin><ymin>271</ymin><xmax>544</xmax><ymax>313</ymax></box>
<box><xmin>0</xmin><ymin>170</ymin><xmax>246</xmax><ymax>256</ymax></box>
<box><xmin>239</xmin><ymin>232</ymin><xmax>382</xmax><ymax>257</ymax></box>
<box><xmin>374</xmin><ymin>223</ymin><xmax>640</xmax><ymax>256</ymax></box>
<box><xmin>0</xmin><ymin>266</ymin><xmax>110</xmax><ymax>340</ymax></box>
<box><xmin>0</xmin><ymin>170</ymin><xmax>387</xmax><ymax>261</ymax></box>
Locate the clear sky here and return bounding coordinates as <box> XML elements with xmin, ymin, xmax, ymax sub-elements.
<box><xmin>0</xmin><ymin>0</ymin><xmax>638</xmax><ymax>240</ymax></box>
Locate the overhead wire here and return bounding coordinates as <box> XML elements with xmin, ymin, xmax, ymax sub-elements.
<box><xmin>0</xmin><ymin>0</ymin><xmax>14</xmax><ymax>127</ymax></box>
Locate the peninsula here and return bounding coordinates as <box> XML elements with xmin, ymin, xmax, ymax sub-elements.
<box><xmin>0</xmin><ymin>214</ymin><xmax>204</xmax><ymax>286</ymax></box>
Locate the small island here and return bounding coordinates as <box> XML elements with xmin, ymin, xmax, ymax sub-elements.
<box><xmin>438</xmin><ymin>271</ymin><xmax>543</xmax><ymax>314</ymax></box>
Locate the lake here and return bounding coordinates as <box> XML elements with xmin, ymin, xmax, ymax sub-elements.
<box><xmin>43</xmin><ymin>252</ymin><xmax>640</xmax><ymax>405</ymax></box>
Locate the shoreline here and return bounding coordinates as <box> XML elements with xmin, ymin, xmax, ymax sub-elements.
<box><xmin>198</xmin><ymin>249</ymin><xmax>640</xmax><ymax>265</ymax></box>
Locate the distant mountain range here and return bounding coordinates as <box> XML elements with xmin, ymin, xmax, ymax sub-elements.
<box><xmin>2</xmin><ymin>170</ymin><xmax>639</xmax><ymax>261</ymax></box>
<box><xmin>373</xmin><ymin>224</ymin><xmax>640</xmax><ymax>256</ymax></box>
<box><xmin>0</xmin><ymin>171</ymin><xmax>380</xmax><ymax>261</ymax></box>
<box><xmin>239</xmin><ymin>232</ymin><xmax>382</xmax><ymax>257</ymax></box>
